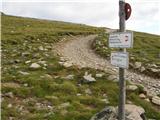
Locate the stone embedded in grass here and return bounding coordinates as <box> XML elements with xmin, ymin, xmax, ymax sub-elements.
<box><xmin>108</xmin><ymin>75</ymin><xmax>118</xmax><ymax>82</ymax></box>
<box><xmin>134</xmin><ymin>62</ymin><xmax>142</xmax><ymax>69</ymax></box>
<box><xmin>126</xmin><ymin>85</ymin><xmax>138</xmax><ymax>91</ymax></box>
<box><xmin>63</xmin><ymin>62</ymin><xmax>73</xmax><ymax>68</ymax></box>
<box><xmin>151</xmin><ymin>96</ymin><xmax>160</xmax><ymax>106</ymax></box>
<box><xmin>83</xmin><ymin>73</ymin><xmax>96</xmax><ymax>83</ymax></box>
<box><xmin>19</xmin><ymin>71</ymin><xmax>30</xmax><ymax>75</ymax></box>
<box><xmin>58</xmin><ymin>102</ymin><xmax>70</xmax><ymax>109</ymax></box>
<box><xmin>85</xmin><ymin>88</ymin><xmax>92</xmax><ymax>95</ymax></box>
<box><xmin>63</xmin><ymin>74</ymin><xmax>74</xmax><ymax>80</ymax></box>
<box><xmin>90</xmin><ymin>104</ymin><xmax>146</xmax><ymax>120</ymax></box>
<box><xmin>30</xmin><ymin>63</ymin><xmax>41</xmax><ymax>69</ymax></box>
<box><xmin>96</xmin><ymin>73</ymin><xmax>104</xmax><ymax>78</ymax></box>
<box><xmin>140</xmin><ymin>66</ymin><xmax>146</xmax><ymax>72</ymax></box>
<box><xmin>25</xmin><ymin>60</ymin><xmax>31</xmax><ymax>64</ymax></box>
<box><xmin>38</xmin><ymin>46</ymin><xmax>44</xmax><ymax>51</ymax></box>
<box><xmin>139</xmin><ymin>93</ymin><xmax>146</xmax><ymax>99</ymax></box>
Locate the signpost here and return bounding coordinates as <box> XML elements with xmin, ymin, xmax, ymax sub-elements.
<box><xmin>111</xmin><ymin>52</ymin><xmax>129</xmax><ymax>69</ymax></box>
<box><xmin>109</xmin><ymin>0</ymin><xmax>132</xmax><ymax>120</ymax></box>
<box><xmin>109</xmin><ymin>32</ymin><xmax>133</xmax><ymax>48</ymax></box>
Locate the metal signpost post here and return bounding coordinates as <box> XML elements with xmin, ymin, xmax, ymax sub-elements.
<box><xmin>109</xmin><ymin>0</ymin><xmax>132</xmax><ymax>120</ymax></box>
<box><xmin>118</xmin><ymin>1</ymin><xmax>126</xmax><ymax>119</ymax></box>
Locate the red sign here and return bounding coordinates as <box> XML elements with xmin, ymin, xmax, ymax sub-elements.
<box><xmin>125</xmin><ymin>3</ymin><xmax>132</xmax><ymax>20</ymax></box>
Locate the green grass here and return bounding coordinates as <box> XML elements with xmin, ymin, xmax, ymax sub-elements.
<box><xmin>92</xmin><ymin>32</ymin><xmax>160</xmax><ymax>78</ymax></box>
<box><xmin>1</xmin><ymin>14</ymin><xmax>160</xmax><ymax>120</ymax></box>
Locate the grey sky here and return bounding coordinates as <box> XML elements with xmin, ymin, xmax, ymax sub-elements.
<box><xmin>2</xmin><ymin>0</ymin><xmax>160</xmax><ymax>35</ymax></box>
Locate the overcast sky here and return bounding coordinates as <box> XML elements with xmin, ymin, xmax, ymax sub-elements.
<box><xmin>1</xmin><ymin>0</ymin><xmax>160</xmax><ymax>35</ymax></box>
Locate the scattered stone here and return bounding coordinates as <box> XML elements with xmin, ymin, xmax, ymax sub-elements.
<box><xmin>144</xmin><ymin>98</ymin><xmax>150</xmax><ymax>102</ymax></box>
<box><xmin>134</xmin><ymin>62</ymin><xmax>142</xmax><ymax>69</ymax></box>
<box><xmin>108</xmin><ymin>75</ymin><xmax>117</xmax><ymax>81</ymax></box>
<box><xmin>151</xmin><ymin>96</ymin><xmax>160</xmax><ymax>106</ymax></box>
<box><xmin>45</xmin><ymin>74</ymin><xmax>53</xmax><ymax>79</ymax></box>
<box><xmin>4</xmin><ymin>92</ymin><xmax>14</xmax><ymax>98</ymax></box>
<box><xmin>23</xmin><ymin>83</ymin><xmax>28</xmax><ymax>87</ymax></box>
<box><xmin>127</xmin><ymin>85</ymin><xmax>138</xmax><ymax>91</ymax></box>
<box><xmin>25</xmin><ymin>60</ymin><xmax>31</xmax><ymax>64</ymax></box>
<box><xmin>64</xmin><ymin>74</ymin><xmax>74</xmax><ymax>80</ymax></box>
<box><xmin>22</xmin><ymin>52</ymin><xmax>30</xmax><ymax>56</ymax></box>
<box><xmin>90</xmin><ymin>104</ymin><xmax>146</xmax><ymax>120</ymax></box>
<box><xmin>96</xmin><ymin>73</ymin><xmax>103</xmax><ymax>78</ymax></box>
<box><xmin>30</xmin><ymin>63</ymin><xmax>41</xmax><ymax>69</ymax></box>
<box><xmin>140</xmin><ymin>66</ymin><xmax>146</xmax><ymax>72</ymax></box>
<box><xmin>77</xmin><ymin>93</ymin><xmax>82</xmax><ymax>96</ymax></box>
<box><xmin>85</xmin><ymin>88</ymin><xmax>92</xmax><ymax>95</ymax></box>
<box><xmin>7</xmin><ymin>104</ymin><xmax>12</xmax><ymax>108</ymax></box>
<box><xmin>19</xmin><ymin>71</ymin><xmax>30</xmax><ymax>75</ymax></box>
<box><xmin>58</xmin><ymin>102</ymin><xmax>70</xmax><ymax>109</ymax></box>
<box><xmin>139</xmin><ymin>94</ymin><xmax>146</xmax><ymax>99</ymax></box>
<box><xmin>100</xmin><ymin>99</ymin><xmax>109</xmax><ymax>104</ymax></box>
<box><xmin>38</xmin><ymin>61</ymin><xmax>46</xmax><ymax>64</ymax></box>
<box><xmin>38</xmin><ymin>46</ymin><xmax>44</xmax><ymax>51</ymax></box>
<box><xmin>83</xmin><ymin>73</ymin><xmax>96</xmax><ymax>83</ymax></box>
<box><xmin>63</xmin><ymin>62</ymin><xmax>73</xmax><ymax>68</ymax></box>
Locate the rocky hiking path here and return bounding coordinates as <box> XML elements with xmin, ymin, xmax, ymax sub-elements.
<box><xmin>54</xmin><ymin>35</ymin><xmax>160</xmax><ymax>96</ymax></box>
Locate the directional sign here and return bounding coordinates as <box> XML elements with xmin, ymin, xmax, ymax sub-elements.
<box><xmin>111</xmin><ymin>52</ymin><xmax>129</xmax><ymax>68</ymax></box>
<box><xmin>109</xmin><ymin>32</ymin><xmax>133</xmax><ymax>48</ymax></box>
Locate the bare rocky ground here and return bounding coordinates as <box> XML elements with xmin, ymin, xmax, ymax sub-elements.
<box><xmin>53</xmin><ymin>35</ymin><xmax>160</xmax><ymax>96</ymax></box>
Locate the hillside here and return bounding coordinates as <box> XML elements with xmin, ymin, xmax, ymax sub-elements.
<box><xmin>92</xmin><ymin>32</ymin><xmax>160</xmax><ymax>78</ymax></box>
<box><xmin>1</xmin><ymin>14</ymin><xmax>160</xmax><ymax>120</ymax></box>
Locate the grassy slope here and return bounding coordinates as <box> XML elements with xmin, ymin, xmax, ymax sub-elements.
<box><xmin>1</xmin><ymin>14</ymin><xmax>160</xmax><ymax>120</ymax></box>
<box><xmin>92</xmin><ymin>32</ymin><xmax>160</xmax><ymax>78</ymax></box>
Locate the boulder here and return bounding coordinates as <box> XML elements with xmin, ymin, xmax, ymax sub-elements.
<box><xmin>151</xmin><ymin>96</ymin><xmax>160</xmax><ymax>106</ymax></box>
<box><xmin>90</xmin><ymin>104</ymin><xmax>146</xmax><ymax>120</ymax></box>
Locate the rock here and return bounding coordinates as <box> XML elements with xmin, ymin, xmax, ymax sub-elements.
<box><xmin>85</xmin><ymin>88</ymin><xmax>92</xmax><ymax>95</ymax></box>
<box><xmin>23</xmin><ymin>83</ymin><xmax>28</xmax><ymax>87</ymax></box>
<box><xmin>45</xmin><ymin>74</ymin><xmax>52</xmax><ymax>79</ymax></box>
<box><xmin>38</xmin><ymin>46</ymin><xmax>44</xmax><ymax>51</ymax></box>
<box><xmin>134</xmin><ymin>62</ymin><xmax>142</xmax><ymax>69</ymax></box>
<box><xmin>63</xmin><ymin>62</ymin><xmax>73</xmax><ymax>68</ymax></box>
<box><xmin>90</xmin><ymin>106</ymin><xmax>117</xmax><ymax>120</ymax></box>
<box><xmin>96</xmin><ymin>73</ymin><xmax>103</xmax><ymax>78</ymax></box>
<box><xmin>77</xmin><ymin>93</ymin><xmax>82</xmax><ymax>96</ymax></box>
<box><xmin>7</xmin><ymin>104</ymin><xmax>12</xmax><ymax>108</ymax></box>
<box><xmin>139</xmin><ymin>94</ymin><xmax>146</xmax><ymax>99</ymax></box>
<box><xmin>90</xmin><ymin>104</ymin><xmax>146</xmax><ymax>120</ymax></box>
<box><xmin>58</xmin><ymin>102</ymin><xmax>70</xmax><ymax>109</ymax></box>
<box><xmin>127</xmin><ymin>85</ymin><xmax>138</xmax><ymax>91</ymax></box>
<box><xmin>83</xmin><ymin>73</ymin><xmax>96</xmax><ymax>83</ymax></box>
<box><xmin>22</xmin><ymin>52</ymin><xmax>30</xmax><ymax>56</ymax></box>
<box><xmin>30</xmin><ymin>63</ymin><xmax>41</xmax><ymax>69</ymax></box>
<box><xmin>151</xmin><ymin>96</ymin><xmax>160</xmax><ymax>106</ymax></box>
<box><xmin>144</xmin><ymin>98</ymin><xmax>150</xmax><ymax>102</ymax></box>
<box><xmin>100</xmin><ymin>99</ymin><xmax>109</xmax><ymax>104</ymax></box>
<box><xmin>64</xmin><ymin>74</ymin><xmax>74</xmax><ymax>80</ymax></box>
<box><xmin>125</xmin><ymin>104</ymin><xmax>145</xmax><ymax>120</ymax></box>
<box><xmin>38</xmin><ymin>61</ymin><xmax>46</xmax><ymax>65</ymax></box>
<box><xmin>25</xmin><ymin>60</ymin><xmax>31</xmax><ymax>64</ymax></box>
<box><xmin>19</xmin><ymin>71</ymin><xmax>30</xmax><ymax>75</ymax></box>
<box><xmin>5</xmin><ymin>92</ymin><xmax>14</xmax><ymax>98</ymax></box>
<box><xmin>150</xmin><ymin>68</ymin><xmax>160</xmax><ymax>73</ymax></box>
<box><xmin>108</xmin><ymin>75</ymin><xmax>117</xmax><ymax>81</ymax></box>
<box><xmin>140</xmin><ymin>66</ymin><xmax>146</xmax><ymax>72</ymax></box>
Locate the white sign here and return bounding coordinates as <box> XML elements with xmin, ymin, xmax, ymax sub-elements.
<box><xmin>111</xmin><ymin>52</ymin><xmax>129</xmax><ymax>68</ymax></box>
<box><xmin>109</xmin><ymin>32</ymin><xmax>133</xmax><ymax>48</ymax></box>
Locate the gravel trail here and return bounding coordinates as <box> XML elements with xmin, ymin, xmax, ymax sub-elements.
<box><xmin>54</xmin><ymin>35</ymin><xmax>160</xmax><ymax>95</ymax></box>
